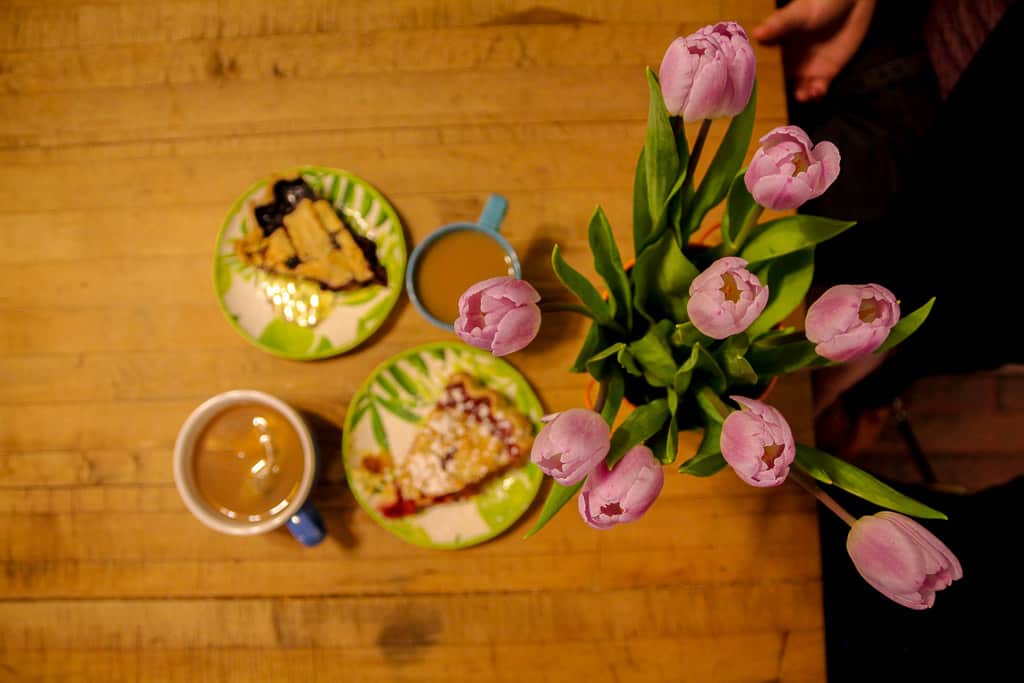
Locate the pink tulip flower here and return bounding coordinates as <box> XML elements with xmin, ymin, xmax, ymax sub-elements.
<box><xmin>847</xmin><ymin>511</ymin><xmax>963</xmax><ymax>610</ymax></box>
<box><xmin>805</xmin><ymin>284</ymin><xmax>900</xmax><ymax>362</ymax></box>
<box><xmin>455</xmin><ymin>276</ymin><xmax>541</xmax><ymax>356</ymax></box>
<box><xmin>720</xmin><ymin>396</ymin><xmax>795</xmax><ymax>487</ymax></box>
<box><xmin>578</xmin><ymin>445</ymin><xmax>664</xmax><ymax>529</ymax></box>
<box><xmin>530</xmin><ymin>409</ymin><xmax>611</xmax><ymax>486</ymax></box>
<box><xmin>658</xmin><ymin>22</ymin><xmax>756</xmax><ymax>122</ymax></box>
<box><xmin>686</xmin><ymin>256</ymin><xmax>768</xmax><ymax>339</ymax></box>
<box><xmin>744</xmin><ymin>125</ymin><xmax>841</xmax><ymax>210</ymax></box>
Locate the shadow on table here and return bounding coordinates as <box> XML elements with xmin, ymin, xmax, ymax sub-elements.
<box><xmin>519</xmin><ymin>231</ymin><xmax>587</xmax><ymax>354</ymax></box>
<box><xmin>302</xmin><ymin>409</ymin><xmax>359</xmax><ymax>549</ymax></box>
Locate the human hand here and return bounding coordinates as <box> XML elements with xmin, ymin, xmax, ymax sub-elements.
<box><xmin>753</xmin><ymin>0</ymin><xmax>876</xmax><ymax>102</ymax></box>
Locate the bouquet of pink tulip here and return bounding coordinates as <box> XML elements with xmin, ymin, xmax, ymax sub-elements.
<box><xmin>454</xmin><ymin>22</ymin><xmax>961</xmax><ymax>610</ymax></box>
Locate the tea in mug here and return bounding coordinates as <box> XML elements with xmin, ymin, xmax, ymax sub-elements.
<box><xmin>192</xmin><ymin>402</ymin><xmax>305</xmax><ymax>522</ymax></box>
<box><xmin>415</xmin><ymin>230</ymin><xmax>515</xmax><ymax>324</ymax></box>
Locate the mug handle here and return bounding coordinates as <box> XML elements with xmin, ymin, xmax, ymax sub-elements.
<box><xmin>478</xmin><ymin>193</ymin><xmax>508</xmax><ymax>232</ymax></box>
<box><xmin>286</xmin><ymin>501</ymin><xmax>326</xmax><ymax>547</ymax></box>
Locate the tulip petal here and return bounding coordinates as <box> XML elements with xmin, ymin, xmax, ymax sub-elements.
<box><xmin>720</xmin><ymin>397</ymin><xmax>795</xmax><ymax>487</ymax></box>
<box><xmin>745</xmin><ymin>125</ymin><xmax>841</xmax><ymax>210</ymax></box>
<box><xmin>687</xmin><ymin>257</ymin><xmax>767</xmax><ymax>339</ymax></box>
<box><xmin>459</xmin><ymin>276</ymin><xmax>515</xmax><ymax>308</ymax></box>
<box><xmin>532</xmin><ymin>409</ymin><xmax>610</xmax><ymax>486</ymax></box>
<box><xmin>577</xmin><ymin>445</ymin><xmax>662</xmax><ymax>528</ymax></box>
<box><xmin>658</xmin><ymin>24</ymin><xmax>755</xmax><ymax>121</ymax></box>
<box><xmin>806</xmin><ymin>284</ymin><xmax>900</xmax><ymax>361</ymax></box>
<box><xmin>880</xmin><ymin>512</ymin><xmax>963</xmax><ymax>580</ymax></box>
<box><xmin>658</xmin><ymin>38</ymin><xmax>697</xmax><ymax>116</ymax></box>
<box><xmin>845</xmin><ymin>512</ymin><xmax>962</xmax><ymax>610</ymax></box>
<box><xmin>813</xmin><ymin>141</ymin><xmax>842</xmax><ymax>189</ymax></box>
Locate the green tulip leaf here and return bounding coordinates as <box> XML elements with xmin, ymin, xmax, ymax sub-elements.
<box><xmin>663</xmin><ymin>391</ymin><xmax>680</xmax><ymax>464</ymax></box>
<box><xmin>795</xmin><ymin>444</ymin><xmax>947</xmax><ymax>520</ymax></box>
<box><xmin>571</xmin><ymin>320</ymin><xmax>608</xmax><ymax>374</ymax></box>
<box><xmin>678</xmin><ymin>418</ymin><xmax>726</xmax><ymax>476</ymax></box>
<box><xmin>601</xmin><ymin>367</ymin><xmax>626</xmax><ymax>426</ymax></box>
<box><xmin>632</xmin><ymin>229</ymin><xmax>699</xmax><ymax>322</ymax></box>
<box><xmin>588</xmin><ymin>206</ymin><xmax>633</xmax><ymax>329</ymax></box>
<box><xmin>748</xmin><ymin>249</ymin><xmax>815</xmax><ymax>338</ymax></box>
<box><xmin>552</xmin><ymin>244</ymin><xmax>612</xmax><ymax>325</ymax></box>
<box><xmin>627</xmin><ymin>320</ymin><xmax>677</xmax><ymax>387</ymax></box>
<box><xmin>753</xmin><ymin>326</ymin><xmax>798</xmax><ymax>344</ymax></box>
<box><xmin>671</xmin><ymin>321</ymin><xmax>712</xmax><ymax>348</ymax></box>
<box><xmin>673</xmin><ymin>341</ymin><xmax>726</xmax><ymax>394</ymax></box>
<box><xmin>684</xmin><ymin>81</ymin><xmax>758</xmax><ymax>239</ymax></box>
<box><xmin>720</xmin><ymin>173</ymin><xmax>759</xmax><ymax>252</ymax></box>
<box><xmin>665</xmin><ymin>129</ymin><xmax>696</xmax><ymax>247</ymax></box>
<box><xmin>677</xmin><ymin>451</ymin><xmax>728</xmax><ymax>477</ymax></box>
<box><xmin>694</xmin><ymin>384</ymin><xmax>730</xmax><ymax>423</ymax></box>
<box><xmin>720</xmin><ymin>332</ymin><xmax>751</xmax><ymax>357</ymax></box>
<box><xmin>693</xmin><ymin>343</ymin><xmax>727</xmax><ymax>393</ymax></box>
<box><xmin>586</xmin><ymin>342</ymin><xmax>629</xmax><ymax>381</ymax></box>
<box><xmin>650</xmin><ymin>418</ymin><xmax>680</xmax><ymax>465</ymax></box>
<box><xmin>617</xmin><ymin>346</ymin><xmax>643</xmax><ymax>376</ymax></box>
<box><xmin>747</xmin><ymin>339</ymin><xmax>819</xmax><ymax>376</ymax></box>
<box><xmin>587</xmin><ymin>342</ymin><xmax>626</xmax><ymax>365</ymax></box>
<box><xmin>674</xmin><ymin>344</ymin><xmax>699</xmax><ymax>394</ymax></box>
<box><xmin>723</xmin><ymin>355</ymin><xmax>758</xmax><ymax>385</ymax></box>
<box><xmin>607</xmin><ymin>398</ymin><xmax>670</xmax><ymax>467</ymax></box>
<box><xmin>740</xmin><ymin>215</ymin><xmax>856</xmax><ymax>265</ymax></box>
<box><xmin>633</xmin><ymin>148</ymin><xmax>653</xmax><ymax>255</ymax></box>
<box><xmin>877</xmin><ymin>297</ymin><xmax>936</xmax><ymax>353</ymax></box>
<box><xmin>644</xmin><ymin>67</ymin><xmax>682</xmax><ymax>228</ymax></box>
<box><xmin>525</xmin><ymin>480</ymin><xmax>584</xmax><ymax>538</ymax></box>
<box><xmin>697</xmin><ymin>417</ymin><xmax>723</xmax><ymax>455</ymax></box>
<box><xmin>716</xmin><ymin>333</ymin><xmax>757</xmax><ymax>387</ymax></box>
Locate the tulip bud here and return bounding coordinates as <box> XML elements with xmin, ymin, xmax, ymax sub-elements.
<box><xmin>578</xmin><ymin>445</ymin><xmax>664</xmax><ymax>529</ymax></box>
<box><xmin>720</xmin><ymin>396</ymin><xmax>795</xmax><ymax>487</ymax></box>
<box><xmin>744</xmin><ymin>125</ymin><xmax>841</xmax><ymax>210</ymax></box>
<box><xmin>530</xmin><ymin>409</ymin><xmax>611</xmax><ymax>486</ymax></box>
<box><xmin>805</xmin><ymin>284</ymin><xmax>900</xmax><ymax>362</ymax></box>
<box><xmin>455</xmin><ymin>276</ymin><xmax>541</xmax><ymax>356</ymax></box>
<box><xmin>658</xmin><ymin>22</ymin><xmax>756</xmax><ymax>122</ymax></box>
<box><xmin>686</xmin><ymin>256</ymin><xmax>768</xmax><ymax>339</ymax></box>
<box><xmin>847</xmin><ymin>511</ymin><xmax>962</xmax><ymax>609</ymax></box>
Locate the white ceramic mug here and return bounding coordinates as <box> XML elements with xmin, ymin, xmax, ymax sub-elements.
<box><xmin>173</xmin><ymin>389</ymin><xmax>325</xmax><ymax>546</ymax></box>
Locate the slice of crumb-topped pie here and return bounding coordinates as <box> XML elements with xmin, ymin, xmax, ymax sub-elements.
<box><xmin>372</xmin><ymin>373</ymin><xmax>534</xmax><ymax>517</ymax></box>
<box><xmin>235</xmin><ymin>176</ymin><xmax>387</xmax><ymax>291</ymax></box>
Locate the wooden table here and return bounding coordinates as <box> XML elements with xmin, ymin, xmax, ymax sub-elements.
<box><xmin>0</xmin><ymin>1</ymin><xmax>824</xmax><ymax>680</ymax></box>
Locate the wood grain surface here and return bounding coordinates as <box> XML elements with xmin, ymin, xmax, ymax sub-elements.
<box><xmin>0</xmin><ymin>1</ymin><xmax>824</xmax><ymax>681</ymax></box>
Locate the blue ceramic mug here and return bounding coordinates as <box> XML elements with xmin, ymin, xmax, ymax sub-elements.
<box><xmin>406</xmin><ymin>194</ymin><xmax>522</xmax><ymax>331</ymax></box>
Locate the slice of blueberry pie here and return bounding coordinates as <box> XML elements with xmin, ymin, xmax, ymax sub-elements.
<box><xmin>234</xmin><ymin>176</ymin><xmax>387</xmax><ymax>291</ymax></box>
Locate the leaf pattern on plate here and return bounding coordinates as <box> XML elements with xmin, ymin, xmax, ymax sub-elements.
<box><xmin>214</xmin><ymin>166</ymin><xmax>407</xmax><ymax>359</ymax></box>
<box><xmin>342</xmin><ymin>342</ymin><xmax>544</xmax><ymax>549</ymax></box>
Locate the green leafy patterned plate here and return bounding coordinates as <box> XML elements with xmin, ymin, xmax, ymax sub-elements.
<box><xmin>343</xmin><ymin>342</ymin><xmax>544</xmax><ymax>549</ymax></box>
<box><xmin>214</xmin><ymin>166</ymin><xmax>407</xmax><ymax>359</ymax></box>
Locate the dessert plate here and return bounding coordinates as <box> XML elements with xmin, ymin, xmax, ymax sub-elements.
<box><xmin>343</xmin><ymin>342</ymin><xmax>544</xmax><ymax>549</ymax></box>
<box><xmin>214</xmin><ymin>166</ymin><xmax>406</xmax><ymax>359</ymax></box>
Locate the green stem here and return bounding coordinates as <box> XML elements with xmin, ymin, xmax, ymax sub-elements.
<box><xmin>695</xmin><ymin>385</ymin><xmax>732</xmax><ymax>423</ymax></box>
<box><xmin>726</xmin><ymin>205</ymin><xmax>765</xmax><ymax>255</ymax></box>
<box><xmin>539</xmin><ymin>302</ymin><xmax>594</xmax><ymax>317</ymax></box>
<box><xmin>594</xmin><ymin>377</ymin><xmax>610</xmax><ymax>415</ymax></box>
<box><xmin>539</xmin><ymin>301</ymin><xmax>626</xmax><ymax>336</ymax></box>
<box><xmin>682</xmin><ymin>119</ymin><xmax>712</xmax><ymax>196</ymax></box>
<box><xmin>671</xmin><ymin>116</ymin><xmax>683</xmax><ymax>138</ymax></box>
<box><xmin>790</xmin><ymin>468</ymin><xmax>857</xmax><ymax>527</ymax></box>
